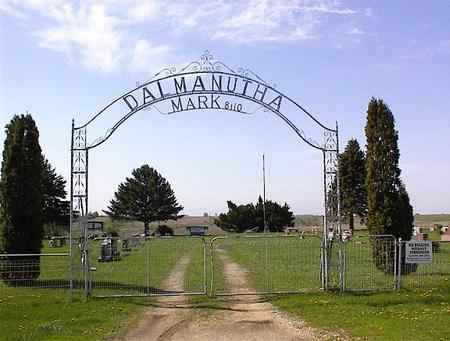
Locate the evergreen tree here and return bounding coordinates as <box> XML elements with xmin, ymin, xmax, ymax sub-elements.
<box><xmin>42</xmin><ymin>158</ymin><xmax>69</xmax><ymax>230</ymax></box>
<box><xmin>215</xmin><ymin>201</ymin><xmax>257</xmax><ymax>233</ymax></box>
<box><xmin>339</xmin><ymin>139</ymin><xmax>367</xmax><ymax>233</ymax></box>
<box><xmin>0</xmin><ymin>114</ymin><xmax>44</xmax><ymax>281</ymax></box>
<box><xmin>365</xmin><ymin>98</ymin><xmax>414</xmax><ymax>273</ymax></box>
<box><xmin>104</xmin><ymin>165</ymin><xmax>183</xmax><ymax>236</ymax></box>
<box><xmin>255</xmin><ymin>196</ymin><xmax>295</xmax><ymax>232</ymax></box>
<box><xmin>215</xmin><ymin>197</ymin><xmax>295</xmax><ymax>233</ymax></box>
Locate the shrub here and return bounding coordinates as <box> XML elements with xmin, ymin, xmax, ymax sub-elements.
<box><xmin>156</xmin><ymin>225</ymin><xmax>174</xmax><ymax>236</ymax></box>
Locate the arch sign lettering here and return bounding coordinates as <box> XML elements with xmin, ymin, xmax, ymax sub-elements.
<box><xmin>70</xmin><ymin>51</ymin><xmax>341</xmax><ymax>287</ymax></box>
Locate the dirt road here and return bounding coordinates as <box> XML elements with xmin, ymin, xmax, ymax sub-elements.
<box><xmin>118</xmin><ymin>254</ymin><xmax>320</xmax><ymax>341</ymax></box>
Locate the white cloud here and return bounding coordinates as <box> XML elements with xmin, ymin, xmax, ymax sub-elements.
<box><xmin>127</xmin><ymin>1</ymin><xmax>160</xmax><ymax>22</ymax></box>
<box><xmin>364</xmin><ymin>7</ymin><xmax>373</xmax><ymax>17</ymax></box>
<box><xmin>0</xmin><ymin>2</ymin><xmax>28</xmax><ymax>19</ymax></box>
<box><xmin>347</xmin><ymin>27</ymin><xmax>365</xmax><ymax>36</ymax></box>
<box><xmin>211</xmin><ymin>0</ymin><xmax>356</xmax><ymax>42</ymax></box>
<box><xmin>1</xmin><ymin>0</ymin><xmax>363</xmax><ymax>71</ymax></box>
<box><xmin>34</xmin><ymin>4</ymin><xmax>122</xmax><ymax>72</ymax></box>
<box><xmin>131</xmin><ymin>39</ymin><xmax>173</xmax><ymax>73</ymax></box>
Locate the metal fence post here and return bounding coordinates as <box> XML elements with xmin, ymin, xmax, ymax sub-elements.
<box><xmin>209</xmin><ymin>238</ymin><xmax>215</xmax><ymax>297</ymax></box>
<box><xmin>393</xmin><ymin>237</ymin><xmax>398</xmax><ymax>290</ymax></box>
<box><xmin>341</xmin><ymin>241</ymin><xmax>347</xmax><ymax>292</ymax></box>
<box><xmin>202</xmin><ymin>238</ymin><xmax>207</xmax><ymax>295</ymax></box>
<box><xmin>146</xmin><ymin>238</ymin><xmax>150</xmax><ymax>295</ymax></box>
<box><xmin>396</xmin><ymin>238</ymin><xmax>402</xmax><ymax>290</ymax></box>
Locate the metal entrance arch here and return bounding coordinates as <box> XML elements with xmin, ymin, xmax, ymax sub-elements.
<box><xmin>70</xmin><ymin>51</ymin><xmax>341</xmax><ymax>292</ymax></box>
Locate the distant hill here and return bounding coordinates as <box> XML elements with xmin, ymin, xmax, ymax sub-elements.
<box><xmin>295</xmin><ymin>215</ymin><xmax>323</xmax><ymax>227</ymax></box>
<box><xmin>414</xmin><ymin>214</ymin><xmax>450</xmax><ymax>227</ymax></box>
<box><xmin>91</xmin><ymin>213</ymin><xmax>449</xmax><ymax>237</ymax></box>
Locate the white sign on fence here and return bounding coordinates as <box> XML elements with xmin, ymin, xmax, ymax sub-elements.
<box><xmin>405</xmin><ymin>241</ymin><xmax>432</xmax><ymax>264</ymax></box>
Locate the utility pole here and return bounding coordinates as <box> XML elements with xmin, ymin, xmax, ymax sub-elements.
<box><xmin>263</xmin><ymin>154</ymin><xmax>267</xmax><ymax>233</ymax></box>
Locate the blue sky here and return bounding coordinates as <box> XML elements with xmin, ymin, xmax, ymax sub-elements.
<box><xmin>0</xmin><ymin>0</ymin><xmax>449</xmax><ymax>215</ymax></box>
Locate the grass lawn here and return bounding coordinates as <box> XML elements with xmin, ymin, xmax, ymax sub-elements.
<box><xmin>0</xmin><ymin>289</ymin><xmax>143</xmax><ymax>341</ymax></box>
<box><xmin>274</xmin><ymin>289</ymin><xmax>450</xmax><ymax>340</ymax></box>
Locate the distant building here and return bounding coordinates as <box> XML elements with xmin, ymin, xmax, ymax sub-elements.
<box><xmin>86</xmin><ymin>221</ymin><xmax>104</xmax><ymax>231</ymax></box>
<box><xmin>186</xmin><ymin>225</ymin><xmax>208</xmax><ymax>236</ymax></box>
<box><xmin>285</xmin><ymin>227</ymin><xmax>299</xmax><ymax>235</ymax></box>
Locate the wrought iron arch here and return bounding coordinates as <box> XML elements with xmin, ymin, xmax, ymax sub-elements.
<box><xmin>70</xmin><ymin>51</ymin><xmax>341</xmax><ymax>288</ymax></box>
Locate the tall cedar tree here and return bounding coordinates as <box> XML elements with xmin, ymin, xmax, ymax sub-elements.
<box><xmin>339</xmin><ymin>139</ymin><xmax>367</xmax><ymax>232</ymax></box>
<box><xmin>42</xmin><ymin>158</ymin><xmax>70</xmax><ymax>231</ymax></box>
<box><xmin>215</xmin><ymin>196</ymin><xmax>295</xmax><ymax>233</ymax></box>
<box><xmin>0</xmin><ymin>115</ymin><xmax>44</xmax><ymax>280</ymax></box>
<box><xmin>365</xmin><ymin>98</ymin><xmax>414</xmax><ymax>274</ymax></box>
<box><xmin>104</xmin><ymin>165</ymin><xmax>183</xmax><ymax>235</ymax></box>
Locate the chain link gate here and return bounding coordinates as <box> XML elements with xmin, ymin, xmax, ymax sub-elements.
<box><xmin>210</xmin><ymin>235</ymin><xmax>323</xmax><ymax>296</ymax></box>
<box><xmin>343</xmin><ymin>235</ymin><xmax>397</xmax><ymax>291</ymax></box>
<box><xmin>81</xmin><ymin>236</ymin><xmax>207</xmax><ymax>298</ymax></box>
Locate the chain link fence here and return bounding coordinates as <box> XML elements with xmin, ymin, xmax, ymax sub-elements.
<box><xmin>0</xmin><ymin>253</ymin><xmax>70</xmax><ymax>294</ymax></box>
<box><xmin>343</xmin><ymin>235</ymin><xmax>397</xmax><ymax>291</ymax></box>
<box><xmin>1</xmin><ymin>235</ymin><xmax>449</xmax><ymax>299</ymax></box>
<box><xmin>398</xmin><ymin>240</ymin><xmax>450</xmax><ymax>290</ymax></box>
<box><xmin>88</xmin><ymin>236</ymin><xmax>207</xmax><ymax>297</ymax></box>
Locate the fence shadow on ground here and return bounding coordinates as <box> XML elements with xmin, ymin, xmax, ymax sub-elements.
<box><xmin>1</xmin><ymin>279</ymin><xmax>185</xmax><ymax>295</ymax></box>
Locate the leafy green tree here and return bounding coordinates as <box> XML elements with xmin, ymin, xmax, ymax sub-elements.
<box><xmin>215</xmin><ymin>201</ymin><xmax>257</xmax><ymax>233</ymax></box>
<box><xmin>255</xmin><ymin>196</ymin><xmax>295</xmax><ymax>232</ymax></box>
<box><xmin>42</xmin><ymin>158</ymin><xmax>70</xmax><ymax>231</ymax></box>
<box><xmin>104</xmin><ymin>165</ymin><xmax>183</xmax><ymax>236</ymax></box>
<box><xmin>339</xmin><ymin>139</ymin><xmax>367</xmax><ymax>233</ymax></box>
<box><xmin>365</xmin><ymin>98</ymin><xmax>414</xmax><ymax>273</ymax></box>
<box><xmin>215</xmin><ymin>197</ymin><xmax>295</xmax><ymax>233</ymax></box>
<box><xmin>0</xmin><ymin>114</ymin><xmax>44</xmax><ymax>281</ymax></box>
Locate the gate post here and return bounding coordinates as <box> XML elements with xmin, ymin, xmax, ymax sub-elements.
<box><xmin>396</xmin><ymin>238</ymin><xmax>402</xmax><ymax>290</ymax></box>
<box><xmin>340</xmin><ymin>241</ymin><xmax>346</xmax><ymax>292</ymax></box>
<box><xmin>69</xmin><ymin>120</ymin><xmax>74</xmax><ymax>293</ymax></box>
<box><xmin>322</xmin><ymin>124</ymin><xmax>340</xmax><ymax>291</ymax></box>
<box><xmin>209</xmin><ymin>238</ymin><xmax>216</xmax><ymax>297</ymax></box>
<box><xmin>82</xmin><ymin>220</ymin><xmax>91</xmax><ymax>297</ymax></box>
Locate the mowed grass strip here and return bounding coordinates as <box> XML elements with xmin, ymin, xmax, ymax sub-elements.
<box><xmin>0</xmin><ymin>236</ymin><xmax>197</xmax><ymax>340</ymax></box>
<box><xmin>274</xmin><ymin>289</ymin><xmax>450</xmax><ymax>340</ymax></box>
<box><xmin>0</xmin><ymin>289</ymin><xmax>141</xmax><ymax>341</ymax></box>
